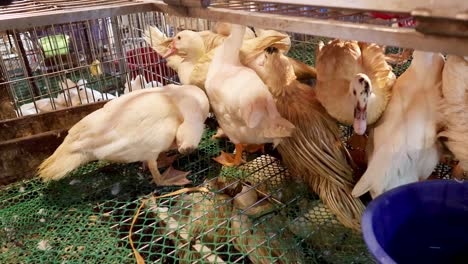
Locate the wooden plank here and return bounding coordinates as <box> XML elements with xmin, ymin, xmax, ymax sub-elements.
<box><xmin>165</xmin><ymin>5</ymin><xmax>468</xmax><ymax>56</ymax></box>
<box><xmin>0</xmin><ymin>129</ymin><xmax>68</xmax><ymax>186</ymax></box>
<box><xmin>0</xmin><ymin>101</ymin><xmax>106</xmax><ymax>141</ymax></box>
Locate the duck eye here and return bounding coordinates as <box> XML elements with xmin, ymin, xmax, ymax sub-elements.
<box><xmin>353</xmin><ymin>90</ymin><xmax>356</xmax><ymax>96</ymax></box>
<box><xmin>177</xmin><ymin>36</ymin><xmax>181</xmax><ymax>40</ymax></box>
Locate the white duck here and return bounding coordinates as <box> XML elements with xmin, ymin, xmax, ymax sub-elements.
<box><xmin>205</xmin><ymin>23</ymin><xmax>295</xmax><ymax>166</ymax></box>
<box><xmin>38</xmin><ymin>84</ymin><xmax>210</xmax><ymax>186</ymax></box>
<box><xmin>162</xmin><ymin>30</ymin><xmax>207</xmax><ymax>85</ymax></box>
<box><xmin>56</xmin><ymin>79</ymin><xmax>115</xmax><ymax>106</ymax></box>
<box><xmin>18</xmin><ymin>97</ymin><xmax>66</xmax><ymax>116</ymax></box>
<box><xmin>123</xmin><ymin>75</ymin><xmax>146</xmax><ymax>94</ymax></box>
<box><xmin>352</xmin><ymin>51</ymin><xmax>444</xmax><ymax>198</ymax></box>
<box><xmin>124</xmin><ymin>74</ymin><xmax>164</xmax><ymax>94</ymax></box>
<box><xmin>437</xmin><ymin>55</ymin><xmax>468</xmax><ymax>178</ymax></box>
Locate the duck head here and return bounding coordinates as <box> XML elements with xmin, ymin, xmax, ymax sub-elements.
<box><xmin>163</xmin><ymin>30</ymin><xmax>205</xmax><ymax>59</ymax></box>
<box><xmin>350</xmin><ymin>73</ymin><xmax>372</xmax><ymax>135</ymax></box>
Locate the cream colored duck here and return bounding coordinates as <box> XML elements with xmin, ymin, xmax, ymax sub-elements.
<box><xmin>123</xmin><ymin>74</ymin><xmax>163</xmax><ymax>94</ymax></box>
<box><xmin>315</xmin><ymin>40</ymin><xmax>396</xmax><ymax>135</ymax></box>
<box><xmin>162</xmin><ymin>30</ymin><xmax>207</xmax><ymax>85</ymax></box>
<box><xmin>38</xmin><ymin>84</ymin><xmax>209</xmax><ymax>186</ymax></box>
<box><xmin>213</xmin><ymin>22</ymin><xmax>256</xmax><ymax>39</ymax></box>
<box><xmin>145</xmin><ymin>25</ymin><xmax>314</xmax><ymax>90</ymax></box>
<box><xmin>19</xmin><ymin>97</ymin><xmax>67</xmax><ymax>116</ymax></box>
<box><xmin>437</xmin><ymin>55</ymin><xmax>468</xmax><ymax>178</ymax></box>
<box><xmin>352</xmin><ymin>51</ymin><xmax>444</xmax><ymax>198</ymax></box>
<box><xmin>124</xmin><ymin>74</ymin><xmax>146</xmax><ymax>94</ymax></box>
<box><xmin>56</xmin><ymin>79</ymin><xmax>115</xmax><ymax>106</ymax></box>
<box><xmin>144</xmin><ymin>25</ymin><xmax>253</xmax><ymax>74</ymax></box>
<box><xmin>205</xmin><ymin>24</ymin><xmax>295</xmax><ymax>166</ymax></box>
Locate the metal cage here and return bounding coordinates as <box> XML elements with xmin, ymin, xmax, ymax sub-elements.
<box><xmin>0</xmin><ymin>0</ymin><xmax>465</xmax><ymax>263</ymax></box>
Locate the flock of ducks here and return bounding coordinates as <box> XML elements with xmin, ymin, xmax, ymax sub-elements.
<box><xmin>36</xmin><ymin>22</ymin><xmax>467</xmax><ymax>230</ymax></box>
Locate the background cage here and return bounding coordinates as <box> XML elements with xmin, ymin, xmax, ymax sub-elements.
<box><xmin>0</xmin><ymin>0</ymin><xmax>466</xmax><ymax>263</ymax></box>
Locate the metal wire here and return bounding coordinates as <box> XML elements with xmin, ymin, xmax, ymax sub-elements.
<box><xmin>0</xmin><ymin>11</ymin><xmax>179</xmax><ymax>117</ymax></box>
<box><xmin>208</xmin><ymin>0</ymin><xmax>415</xmax><ymax>27</ymax></box>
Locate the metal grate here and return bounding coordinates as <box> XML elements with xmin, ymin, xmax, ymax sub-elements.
<box><xmin>209</xmin><ymin>0</ymin><xmax>415</xmax><ymax>28</ymax></box>
<box><xmin>0</xmin><ymin>0</ymin><xmax>139</xmax><ymax>15</ymax></box>
<box><xmin>0</xmin><ymin>11</ymin><xmax>180</xmax><ymax>117</ymax></box>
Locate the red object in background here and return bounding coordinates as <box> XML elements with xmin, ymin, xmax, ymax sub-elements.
<box><xmin>126</xmin><ymin>47</ymin><xmax>174</xmax><ymax>85</ymax></box>
<box><xmin>370</xmin><ymin>12</ymin><xmax>416</xmax><ymax>27</ymax></box>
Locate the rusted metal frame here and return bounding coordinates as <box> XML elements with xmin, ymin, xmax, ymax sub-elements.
<box><xmin>211</xmin><ymin>0</ymin><xmax>467</xmax><ymax>21</ymax></box>
<box><xmin>151</xmin><ymin>3</ymin><xmax>468</xmax><ymax>56</ymax></box>
<box><xmin>0</xmin><ymin>2</ymin><xmax>156</xmax><ymax>31</ymax></box>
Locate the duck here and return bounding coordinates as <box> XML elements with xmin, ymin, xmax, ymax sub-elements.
<box><xmin>123</xmin><ymin>74</ymin><xmax>163</xmax><ymax>94</ymax></box>
<box><xmin>314</xmin><ymin>39</ymin><xmax>396</xmax><ymax>135</ymax></box>
<box><xmin>437</xmin><ymin>55</ymin><xmax>468</xmax><ymax>179</ymax></box>
<box><xmin>204</xmin><ymin>23</ymin><xmax>295</xmax><ymax>166</ymax></box>
<box><xmin>212</xmin><ymin>22</ymin><xmax>256</xmax><ymax>39</ymax></box>
<box><xmin>162</xmin><ymin>30</ymin><xmax>208</xmax><ymax>85</ymax></box>
<box><xmin>18</xmin><ymin>97</ymin><xmax>67</xmax><ymax>116</ymax></box>
<box><xmin>253</xmin><ymin>46</ymin><xmax>364</xmax><ymax>230</ymax></box>
<box><xmin>37</xmin><ymin>84</ymin><xmax>210</xmax><ymax>186</ymax></box>
<box><xmin>145</xmin><ymin>25</ymin><xmax>316</xmax><ymax>90</ymax></box>
<box><xmin>352</xmin><ymin>51</ymin><xmax>444</xmax><ymax>198</ymax></box>
<box><xmin>160</xmin><ymin>27</ymin><xmax>287</xmax><ymax>87</ymax></box>
<box><xmin>56</xmin><ymin>79</ymin><xmax>115</xmax><ymax>106</ymax></box>
<box><xmin>124</xmin><ymin>75</ymin><xmax>146</xmax><ymax>94</ymax></box>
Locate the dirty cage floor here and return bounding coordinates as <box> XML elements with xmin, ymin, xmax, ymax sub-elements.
<box><xmin>0</xmin><ymin>128</ymin><xmax>375</xmax><ymax>264</ymax></box>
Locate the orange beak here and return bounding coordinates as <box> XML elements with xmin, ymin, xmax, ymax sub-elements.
<box><xmin>162</xmin><ymin>42</ymin><xmax>177</xmax><ymax>58</ymax></box>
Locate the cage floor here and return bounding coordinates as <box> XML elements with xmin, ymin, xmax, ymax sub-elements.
<box><xmin>0</xmin><ymin>129</ymin><xmax>375</xmax><ymax>264</ymax></box>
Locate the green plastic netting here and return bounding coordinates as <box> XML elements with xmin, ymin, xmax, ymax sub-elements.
<box><xmin>1</xmin><ymin>129</ymin><xmax>375</xmax><ymax>264</ymax></box>
<box><xmin>1</xmin><ymin>39</ymin><xmax>449</xmax><ymax>264</ymax></box>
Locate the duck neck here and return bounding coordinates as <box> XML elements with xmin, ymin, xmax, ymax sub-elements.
<box><xmin>263</xmin><ymin>64</ymin><xmax>295</xmax><ymax>97</ymax></box>
<box><xmin>184</xmin><ymin>40</ymin><xmax>206</xmax><ymax>62</ymax></box>
<box><xmin>220</xmin><ymin>24</ymin><xmax>245</xmax><ymax>65</ymax></box>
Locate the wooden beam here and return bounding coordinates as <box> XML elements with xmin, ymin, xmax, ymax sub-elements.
<box><xmin>0</xmin><ymin>101</ymin><xmax>106</xmax><ymax>141</ymax></box>
<box><xmin>0</xmin><ymin>101</ymin><xmax>107</xmax><ymax>185</ymax></box>
<box><xmin>0</xmin><ymin>129</ymin><xmax>67</xmax><ymax>186</ymax></box>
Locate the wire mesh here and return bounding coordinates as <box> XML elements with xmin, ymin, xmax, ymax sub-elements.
<box><xmin>0</xmin><ymin>0</ymin><xmax>141</xmax><ymax>15</ymax></box>
<box><xmin>0</xmin><ymin>9</ymin><xmax>455</xmax><ymax>264</ymax></box>
<box><xmin>208</xmin><ymin>0</ymin><xmax>415</xmax><ymax>28</ymax></box>
<box><xmin>0</xmin><ymin>11</ymin><xmax>178</xmax><ymax>117</ymax></box>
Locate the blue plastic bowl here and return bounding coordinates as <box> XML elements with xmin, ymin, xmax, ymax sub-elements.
<box><xmin>362</xmin><ymin>180</ymin><xmax>468</xmax><ymax>264</ymax></box>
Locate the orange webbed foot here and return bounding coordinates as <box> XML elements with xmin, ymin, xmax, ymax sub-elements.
<box><xmin>243</xmin><ymin>144</ymin><xmax>265</xmax><ymax>154</ymax></box>
<box><xmin>213</xmin><ymin>144</ymin><xmax>246</xmax><ymax>167</ymax></box>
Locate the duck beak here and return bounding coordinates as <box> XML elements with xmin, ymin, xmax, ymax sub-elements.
<box><xmin>162</xmin><ymin>42</ymin><xmax>177</xmax><ymax>58</ymax></box>
<box><xmin>353</xmin><ymin>103</ymin><xmax>367</xmax><ymax>135</ymax></box>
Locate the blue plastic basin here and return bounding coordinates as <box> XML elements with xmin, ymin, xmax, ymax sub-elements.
<box><xmin>362</xmin><ymin>180</ymin><xmax>468</xmax><ymax>264</ymax></box>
